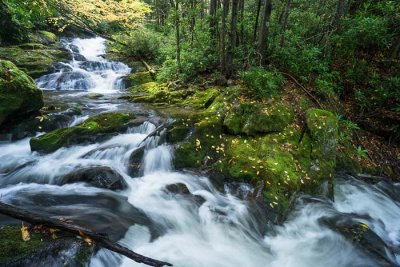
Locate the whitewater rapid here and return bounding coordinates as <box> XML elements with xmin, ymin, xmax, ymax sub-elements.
<box><xmin>0</xmin><ymin>37</ymin><xmax>399</xmax><ymax>267</ymax></box>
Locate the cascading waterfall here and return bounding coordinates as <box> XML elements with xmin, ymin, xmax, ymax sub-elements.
<box><xmin>0</xmin><ymin>37</ymin><xmax>399</xmax><ymax>267</ymax></box>
<box><xmin>35</xmin><ymin>37</ymin><xmax>131</xmax><ymax>93</ymax></box>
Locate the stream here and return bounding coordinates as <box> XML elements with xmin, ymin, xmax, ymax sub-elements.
<box><xmin>0</xmin><ymin>37</ymin><xmax>400</xmax><ymax>267</ymax></box>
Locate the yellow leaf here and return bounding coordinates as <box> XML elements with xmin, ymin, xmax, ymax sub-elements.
<box><xmin>21</xmin><ymin>223</ymin><xmax>30</xmax><ymax>241</ymax></box>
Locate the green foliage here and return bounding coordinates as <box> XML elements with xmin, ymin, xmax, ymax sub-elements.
<box><xmin>241</xmin><ymin>67</ymin><xmax>284</xmax><ymax>99</ymax></box>
<box><xmin>115</xmin><ymin>29</ymin><xmax>164</xmax><ymax>61</ymax></box>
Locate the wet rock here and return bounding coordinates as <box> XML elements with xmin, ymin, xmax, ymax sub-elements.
<box><xmin>0</xmin><ymin>60</ymin><xmax>43</xmax><ymax>127</ymax></box>
<box><xmin>165</xmin><ymin>183</ymin><xmax>191</xmax><ymax>194</ymax></box>
<box><xmin>71</xmin><ymin>53</ymin><xmax>86</xmax><ymax>62</ymax></box>
<box><xmin>30</xmin><ymin>112</ymin><xmax>135</xmax><ymax>153</ymax></box>
<box><xmin>128</xmin><ymin>147</ymin><xmax>145</xmax><ymax>177</ymax></box>
<box><xmin>321</xmin><ymin>216</ymin><xmax>397</xmax><ymax>266</ymax></box>
<box><xmin>87</xmin><ymin>93</ymin><xmax>104</xmax><ymax>99</ymax></box>
<box><xmin>223</xmin><ymin>102</ymin><xmax>294</xmax><ymax>136</ymax></box>
<box><xmin>0</xmin><ymin>225</ymin><xmax>93</xmax><ymax>267</ymax></box>
<box><xmin>61</xmin><ymin>166</ymin><xmax>127</xmax><ymax>190</ymax></box>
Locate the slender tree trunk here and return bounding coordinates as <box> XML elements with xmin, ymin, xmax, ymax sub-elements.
<box><xmin>170</xmin><ymin>0</ymin><xmax>182</xmax><ymax>73</ymax></box>
<box><xmin>189</xmin><ymin>0</ymin><xmax>196</xmax><ymax>47</ymax></box>
<box><xmin>258</xmin><ymin>0</ymin><xmax>272</xmax><ymax>65</ymax></box>
<box><xmin>226</xmin><ymin>0</ymin><xmax>238</xmax><ymax>77</ymax></box>
<box><xmin>239</xmin><ymin>0</ymin><xmax>245</xmax><ymax>45</ymax></box>
<box><xmin>279</xmin><ymin>0</ymin><xmax>291</xmax><ymax>47</ymax></box>
<box><xmin>253</xmin><ymin>0</ymin><xmax>262</xmax><ymax>44</ymax></box>
<box><xmin>220</xmin><ymin>0</ymin><xmax>230</xmax><ymax>74</ymax></box>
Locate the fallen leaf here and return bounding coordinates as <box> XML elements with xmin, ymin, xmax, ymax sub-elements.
<box><xmin>21</xmin><ymin>223</ymin><xmax>30</xmax><ymax>241</ymax></box>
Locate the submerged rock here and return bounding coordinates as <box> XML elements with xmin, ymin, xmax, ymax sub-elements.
<box><xmin>0</xmin><ymin>60</ymin><xmax>43</xmax><ymax>127</ymax></box>
<box><xmin>61</xmin><ymin>166</ymin><xmax>127</xmax><ymax>190</ymax></box>
<box><xmin>30</xmin><ymin>112</ymin><xmax>134</xmax><ymax>153</ymax></box>
<box><xmin>128</xmin><ymin>147</ymin><xmax>145</xmax><ymax>177</ymax></box>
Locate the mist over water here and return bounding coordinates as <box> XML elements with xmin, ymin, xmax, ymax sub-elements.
<box><xmin>1</xmin><ymin>37</ymin><xmax>399</xmax><ymax>267</ymax></box>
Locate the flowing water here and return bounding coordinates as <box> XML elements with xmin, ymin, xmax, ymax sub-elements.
<box><xmin>1</xmin><ymin>37</ymin><xmax>400</xmax><ymax>267</ymax></box>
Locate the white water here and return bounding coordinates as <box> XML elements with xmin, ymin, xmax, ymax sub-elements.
<box><xmin>1</xmin><ymin>37</ymin><xmax>400</xmax><ymax>267</ymax></box>
<box><xmin>35</xmin><ymin>37</ymin><xmax>131</xmax><ymax>93</ymax></box>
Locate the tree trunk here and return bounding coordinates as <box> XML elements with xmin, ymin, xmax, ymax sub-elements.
<box><xmin>253</xmin><ymin>0</ymin><xmax>262</xmax><ymax>44</ymax></box>
<box><xmin>226</xmin><ymin>0</ymin><xmax>238</xmax><ymax>77</ymax></box>
<box><xmin>238</xmin><ymin>0</ymin><xmax>245</xmax><ymax>45</ymax></box>
<box><xmin>279</xmin><ymin>0</ymin><xmax>291</xmax><ymax>47</ymax></box>
<box><xmin>209</xmin><ymin>0</ymin><xmax>218</xmax><ymax>39</ymax></box>
<box><xmin>220</xmin><ymin>0</ymin><xmax>230</xmax><ymax>74</ymax></box>
<box><xmin>170</xmin><ymin>0</ymin><xmax>182</xmax><ymax>73</ymax></box>
<box><xmin>258</xmin><ymin>0</ymin><xmax>272</xmax><ymax>65</ymax></box>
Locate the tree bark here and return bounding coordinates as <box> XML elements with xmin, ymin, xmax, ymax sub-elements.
<box><xmin>0</xmin><ymin>202</ymin><xmax>172</xmax><ymax>267</ymax></box>
<box><xmin>220</xmin><ymin>0</ymin><xmax>230</xmax><ymax>74</ymax></box>
<box><xmin>253</xmin><ymin>0</ymin><xmax>262</xmax><ymax>44</ymax></box>
<box><xmin>258</xmin><ymin>0</ymin><xmax>272</xmax><ymax>65</ymax></box>
<box><xmin>279</xmin><ymin>0</ymin><xmax>291</xmax><ymax>47</ymax></box>
<box><xmin>226</xmin><ymin>0</ymin><xmax>238</xmax><ymax>77</ymax></box>
<box><xmin>169</xmin><ymin>0</ymin><xmax>182</xmax><ymax>73</ymax></box>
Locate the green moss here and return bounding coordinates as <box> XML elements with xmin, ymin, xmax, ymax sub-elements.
<box><xmin>174</xmin><ymin>141</ymin><xmax>205</xmax><ymax>169</ymax></box>
<box><xmin>30</xmin><ymin>112</ymin><xmax>134</xmax><ymax>153</ymax></box>
<box><xmin>0</xmin><ymin>44</ymin><xmax>69</xmax><ymax>78</ymax></box>
<box><xmin>125</xmin><ymin>72</ymin><xmax>154</xmax><ymax>87</ymax></box>
<box><xmin>0</xmin><ymin>60</ymin><xmax>43</xmax><ymax>126</ymax></box>
<box><xmin>306</xmin><ymin>108</ymin><xmax>339</xmax><ymax>184</ymax></box>
<box><xmin>0</xmin><ymin>225</ymin><xmax>44</xmax><ymax>264</ymax></box>
<box><xmin>167</xmin><ymin>123</ymin><xmax>192</xmax><ymax>143</ymax></box>
<box><xmin>223</xmin><ymin>102</ymin><xmax>294</xmax><ymax>135</ymax></box>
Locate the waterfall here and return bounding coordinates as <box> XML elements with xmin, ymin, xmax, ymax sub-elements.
<box><xmin>35</xmin><ymin>37</ymin><xmax>131</xmax><ymax>93</ymax></box>
<box><xmin>0</xmin><ymin>37</ymin><xmax>399</xmax><ymax>267</ymax></box>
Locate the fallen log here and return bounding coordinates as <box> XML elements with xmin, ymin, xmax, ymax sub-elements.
<box><xmin>0</xmin><ymin>202</ymin><xmax>172</xmax><ymax>267</ymax></box>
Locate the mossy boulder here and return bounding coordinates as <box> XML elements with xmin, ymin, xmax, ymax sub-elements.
<box><xmin>124</xmin><ymin>72</ymin><xmax>154</xmax><ymax>87</ymax></box>
<box><xmin>223</xmin><ymin>102</ymin><xmax>294</xmax><ymax>135</ymax></box>
<box><xmin>28</xmin><ymin>31</ymin><xmax>58</xmax><ymax>45</ymax></box>
<box><xmin>306</xmin><ymin>108</ymin><xmax>339</xmax><ymax>183</ymax></box>
<box><xmin>174</xmin><ymin>141</ymin><xmax>206</xmax><ymax>169</ymax></box>
<box><xmin>0</xmin><ymin>225</ymin><xmax>93</xmax><ymax>266</ymax></box>
<box><xmin>0</xmin><ymin>43</ymin><xmax>69</xmax><ymax>78</ymax></box>
<box><xmin>30</xmin><ymin>112</ymin><xmax>134</xmax><ymax>153</ymax></box>
<box><xmin>0</xmin><ymin>60</ymin><xmax>43</xmax><ymax>126</ymax></box>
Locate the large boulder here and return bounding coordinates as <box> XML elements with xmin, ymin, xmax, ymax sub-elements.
<box><xmin>30</xmin><ymin>112</ymin><xmax>134</xmax><ymax>153</ymax></box>
<box><xmin>0</xmin><ymin>60</ymin><xmax>43</xmax><ymax>127</ymax></box>
<box><xmin>223</xmin><ymin>102</ymin><xmax>294</xmax><ymax>136</ymax></box>
<box><xmin>0</xmin><ymin>42</ymin><xmax>69</xmax><ymax>78</ymax></box>
<box><xmin>306</xmin><ymin>108</ymin><xmax>338</xmax><ymax>184</ymax></box>
<box><xmin>61</xmin><ymin>166</ymin><xmax>127</xmax><ymax>190</ymax></box>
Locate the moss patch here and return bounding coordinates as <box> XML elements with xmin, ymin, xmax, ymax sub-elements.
<box><xmin>30</xmin><ymin>112</ymin><xmax>134</xmax><ymax>153</ymax></box>
<box><xmin>0</xmin><ymin>60</ymin><xmax>43</xmax><ymax>126</ymax></box>
<box><xmin>223</xmin><ymin>101</ymin><xmax>294</xmax><ymax>136</ymax></box>
<box><xmin>124</xmin><ymin>72</ymin><xmax>154</xmax><ymax>87</ymax></box>
<box><xmin>0</xmin><ymin>42</ymin><xmax>69</xmax><ymax>78</ymax></box>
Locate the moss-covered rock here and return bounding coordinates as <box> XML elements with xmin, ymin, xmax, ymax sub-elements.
<box><xmin>174</xmin><ymin>141</ymin><xmax>206</xmax><ymax>169</ymax></box>
<box><xmin>124</xmin><ymin>72</ymin><xmax>154</xmax><ymax>87</ymax></box>
<box><xmin>0</xmin><ymin>225</ymin><xmax>93</xmax><ymax>266</ymax></box>
<box><xmin>30</xmin><ymin>112</ymin><xmax>134</xmax><ymax>153</ymax></box>
<box><xmin>28</xmin><ymin>31</ymin><xmax>58</xmax><ymax>45</ymax></box>
<box><xmin>0</xmin><ymin>60</ymin><xmax>43</xmax><ymax>126</ymax></box>
<box><xmin>223</xmin><ymin>102</ymin><xmax>294</xmax><ymax>136</ymax></box>
<box><xmin>0</xmin><ymin>42</ymin><xmax>69</xmax><ymax>78</ymax></box>
<box><xmin>306</xmin><ymin>108</ymin><xmax>339</xmax><ymax>184</ymax></box>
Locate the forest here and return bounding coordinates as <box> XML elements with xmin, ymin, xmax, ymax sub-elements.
<box><xmin>0</xmin><ymin>0</ymin><xmax>399</xmax><ymax>266</ymax></box>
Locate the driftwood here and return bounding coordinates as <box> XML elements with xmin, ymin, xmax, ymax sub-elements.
<box><xmin>0</xmin><ymin>202</ymin><xmax>172</xmax><ymax>267</ymax></box>
<box><xmin>139</xmin><ymin>119</ymin><xmax>176</xmax><ymax>147</ymax></box>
